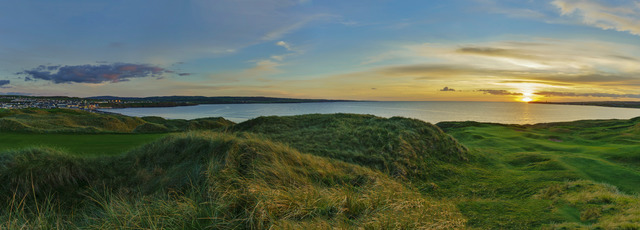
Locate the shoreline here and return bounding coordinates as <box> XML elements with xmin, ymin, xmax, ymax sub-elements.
<box><xmin>100</xmin><ymin>100</ymin><xmax>359</xmax><ymax>109</ymax></box>
<box><xmin>531</xmin><ymin>101</ymin><xmax>640</xmax><ymax>109</ymax></box>
<box><xmin>97</xmin><ymin>104</ymin><xmax>640</xmax><ymax>126</ymax></box>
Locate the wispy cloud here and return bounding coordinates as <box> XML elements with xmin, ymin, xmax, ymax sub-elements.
<box><xmin>0</xmin><ymin>0</ymin><xmax>332</xmax><ymax>69</ymax></box>
<box><xmin>276</xmin><ymin>41</ymin><xmax>293</xmax><ymax>51</ymax></box>
<box><xmin>456</xmin><ymin>47</ymin><xmax>542</xmax><ymax>61</ymax></box>
<box><xmin>414</xmin><ymin>39</ymin><xmax>640</xmax><ymax>78</ymax></box>
<box><xmin>552</xmin><ymin>0</ymin><xmax>640</xmax><ymax>36</ymax></box>
<box><xmin>287</xmin><ymin>38</ymin><xmax>640</xmax><ymax>100</ymax></box>
<box><xmin>478</xmin><ymin>89</ymin><xmax>521</xmax><ymax>96</ymax></box>
<box><xmin>17</xmin><ymin>63</ymin><xmax>170</xmax><ymax>84</ymax></box>
<box><xmin>249</xmin><ymin>60</ymin><xmax>282</xmax><ymax>74</ymax></box>
<box><xmin>239</xmin><ymin>40</ymin><xmax>304</xmax><ymax>79</ymax></box>
<box><xmin>262</xmin><ymin>14</ymin><xmax>334</xmax><ymax>41</ymax></box>
<box><xmin>0</xmin><ymin>80</ymin><xmax>9</xmax><ymax>88</ymax></box>
<box><xmin>472</xmin><ymin>0</ymin><xmax>567</xmax><ymax>24</ymax></box>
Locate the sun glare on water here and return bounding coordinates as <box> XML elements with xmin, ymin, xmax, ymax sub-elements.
<box><xmin>519</xmin><ymin>91</ymin><xmax>535</xmax><ymax>102</ymax></box>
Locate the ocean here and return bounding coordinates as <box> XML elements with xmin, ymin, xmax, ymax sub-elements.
<box><xmin>99</xmin><ymin>101</ymin><xmax>640</xmax><ymax>125</ymax></box>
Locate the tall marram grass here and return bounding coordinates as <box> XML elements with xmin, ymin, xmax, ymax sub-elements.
<box><xmin>0</xmin><ymin>132</ymin><xmax>467</xmax><ymax>229</ymax></box>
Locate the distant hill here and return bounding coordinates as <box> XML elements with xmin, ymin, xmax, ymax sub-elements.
<box><xmin>0</xmin><ymin>108</ymin><xmax>233</xmax><ymax>133</ymax></box>
<box><xmin>87</xmin><ymin>95</ymin><xmax>355</xmax><ymax>104</ymax></box>
<box><xmin>531</xmin><ymin>101</ymin><xmax>640</xmax><ymax>109</ymax></box>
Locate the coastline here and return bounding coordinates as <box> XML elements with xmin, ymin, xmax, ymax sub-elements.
<box><xmin>531</xmin><ymin>101</ymin><xmax>640</xmax><ymax>109</ymax></box>
<box><xmin>97</xmin><ymin>101</ymin><xmax>640</xmax><ymax>125</ymax></box>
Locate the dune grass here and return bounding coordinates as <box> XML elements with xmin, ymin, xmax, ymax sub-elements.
<box><xmin>2</xmin><ymin>112</ymin><xmax>640</xmax><ymax>229</ymax></box>
<box><xmin>233</xmin><ymin>113</ymin><xmax>468</xmax><ymax>181</ymax></box>
<box><xmin>231</xmin><ymin>114</ymin><xmax>625</xmax><ymax>228</ymax></box>
<box><xmin>0</xmin><ymin>108</ymin><xmax>233</xmax><ymax>133</ymax></box>
<box><xmin>0</xmin><ymin>132</ymin><xmax>466</xmax><ymax>229</ymax></box>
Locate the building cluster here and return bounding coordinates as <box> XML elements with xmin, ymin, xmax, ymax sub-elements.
<box><xmin>0</xmin><ymin>96</ymin><xmax>101</xmax><ymax>110</ymax></box>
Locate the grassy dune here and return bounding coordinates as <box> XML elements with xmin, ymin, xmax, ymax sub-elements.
<box><xmin>0</xmin><ymin>108</ymin><xmax>232</xmax><ymax>133</ymax></box>
<box><xmin>1</xmin><ymin>110</ymin><xmax>640</xmax><ymax>229</ymax></box>
<box><xmin>233</xmin><ymin>114</ymin><xmax>468</xmax><ymax>181</ymax></box>
<box><xmin>0</xmin><ymin>132</ymin><xmax>465</xmax><ymax>229</ymax></box>
<box><xmin>0</xmin><ymin>108</ymin><xmax>233</xmax><ymax>156</ymax></box>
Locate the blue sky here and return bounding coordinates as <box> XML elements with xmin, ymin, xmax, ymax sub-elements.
<box><xmin>1</xmin><ymin>0</ymin><xmax>640</xmax><ymax>101</ymax></box>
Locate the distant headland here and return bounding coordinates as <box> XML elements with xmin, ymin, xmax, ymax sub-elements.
<box><xmin>531</xmin><ymin>101</ymin><xmax>640</xmax><ymax>109</ymax></box>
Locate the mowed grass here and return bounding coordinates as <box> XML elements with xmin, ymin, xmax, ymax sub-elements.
<box><xmin>0</xmin><ymin>108</ymin><xmax>230</xmax><ymax>156</ymax></box>
<box><xmin>437</xmin><ymin>119</ymin><xmax>640</xmax><ymax>229</ymax></box>
<box><xmin>438</xmin><ymin>121</ymin><xmax>640</xmax><ymax>194</ymax></box>
<box><xmin>0</xmin><ymin>133</ymin><xmax>167</xmax><ymax>156</ymax></box>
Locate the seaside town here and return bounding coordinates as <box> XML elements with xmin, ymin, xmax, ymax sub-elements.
<box><xmin>0</xmin><ymin>96</ymin><xmax>122</xmax><ymax>110</ymax></box>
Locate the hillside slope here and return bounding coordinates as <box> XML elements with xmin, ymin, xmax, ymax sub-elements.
<box><xmin>438</xmin><ymin>118</ymin><xmax>640</xmax><ymax>229</ymax></box>
<box><xmin>0</xmin><ymin>132</ymin><xmax>466</xmax><ymax>229</ymax></box>
<box><xmin>4</xmin><ymin>112</ymin><xmax>640</xmax><ymax>229</ymax></box>
<box><xmin>233</xmin><ymin>113</ymin><xmax>468</xmax><ymax>181</ymax></box>
<box><xmin>0</xmin><ymin>109</ymin><xmax>232</xmax><ymax>133</ymax></box>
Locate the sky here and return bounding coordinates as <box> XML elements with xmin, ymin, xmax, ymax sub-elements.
<box><xmin>1</xmin><ymin>0</ymin><xmax>640</xmax><ymax>102</ymax></box>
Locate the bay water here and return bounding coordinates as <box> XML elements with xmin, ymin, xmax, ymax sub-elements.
<box><xmin>100</xmin><ymin>101</ymin><xmax>640</xmax><ymax>125</ymax></box>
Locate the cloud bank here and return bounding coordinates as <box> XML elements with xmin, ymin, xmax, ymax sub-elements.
<box><xmin>17</xmin><ymin>63</ymin><xmax>169</xmax><ymax>84</ymax></box>
<box><xmin>0</xmin><ymin>0</ymin><xmax>328</xmax><ymax>69</ymax></box>
<box><xmin>553</xmin><ymin>0</ymin><xmax>640</xmax><ymax>36</ymax></box>
<box><xmin>293</xmin><ymin>37</ymin><xmax>640</xmax><ymax>101</ymax></box>
<box><xmin>440</xmin><ymin>86</ymin><xmax>455</xmax><ymax>91</ymax></box>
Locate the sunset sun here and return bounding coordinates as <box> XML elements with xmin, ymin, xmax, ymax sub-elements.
<box><xmin>521</xmin><ymin>97</ymin><xmax>533</xmax><ymax>102</ymax></box>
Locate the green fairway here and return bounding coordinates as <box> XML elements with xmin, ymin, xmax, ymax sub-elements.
<box><xmin>0</xmin><ymin>133</ymin><xmax>167</xmax><ymax>156</ymax></box>
<box><xmin>436</xmin><ymin>119</ymin><xmax>640</xmax><ymax>229</ymax></box>
<box><xmin>439</xmin><ymin>121</ymin><xmax>640</xmax><ymax>194</ymax></box>
<box><xmin>0</xmin><ymin>108</ymin><xmax>231</xmax><ymax>156</ymax></box>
